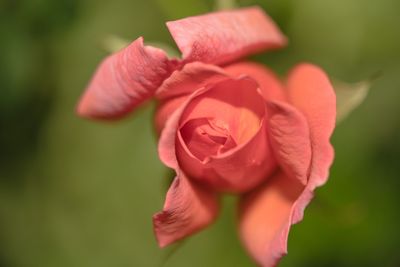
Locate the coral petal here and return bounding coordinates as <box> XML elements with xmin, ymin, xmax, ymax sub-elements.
<box><xmin>287</xmin><ymin>63</ymin><xmax>336</xmax><ymax>189</ymax></box>
<box><xmin>153</xmin><ymin>172</ymin><xmax>219</xmax><ymax>247</ymax></box>
<box><xmin>156</xmin><ymin>62</ymin><xmax>228</xmax><ymax>99</ymax></box>
<box><xmin>175</xmin><ymin>77</ymin><xmax>276</xmax><ymax>193</ymax></box>
<box><xmin>167</xmin><ymin>7</ymin><xmax>287</xmax><ymax>65</ymax></box>
<box><xmin>158</xmin><ymin>87</ymin><xmax>210</xmax><ymax>169</ymax></box>
<box><xmin>239</xmin><ymin>171</ymin><xmax>304</xmax><ymax>267</ymax></box>
<box><xmin>267</xmin><ymin>101</ymin><xmax>311</xmax><ymax>185</ymax></box>
<box><xmin>224</xmin><ymin>62</ymin><xmax>287</xmax><ymax>102</ymax></box>
<box><xmin>77</xmin><ymin>37</ymin><xmax>175</xmax><ymax>120</ymax></box>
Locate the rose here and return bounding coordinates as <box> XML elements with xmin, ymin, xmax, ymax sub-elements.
<box><xmin>77</xmin><ymin>7</ymin><xmax>336</xmax><ymax>267</ymax></box>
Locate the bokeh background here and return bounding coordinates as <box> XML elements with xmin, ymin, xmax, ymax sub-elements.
<box><xmin>1</xmin><ymin>0</ymin><xmax>400</xmax><ymax>266</ymax></box>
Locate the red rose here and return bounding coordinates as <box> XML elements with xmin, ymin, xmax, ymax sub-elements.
<box><xmin>77</xmin><ymin>7</ymin><xmax>336</xmax><ymax>267</ymax></box>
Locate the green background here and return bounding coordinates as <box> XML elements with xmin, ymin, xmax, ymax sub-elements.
<box><xmin>1</xmin><ymin>0</ymin><xmax>399</xmax><ymax>266</ymax></box>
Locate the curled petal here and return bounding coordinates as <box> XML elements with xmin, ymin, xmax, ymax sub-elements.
<box><xmin>287</xmin><ymin>63</ymin><xmax>336</xmax><ymax>189</ymax></box>
<box><xmin>176</xmin><ymin>77</ymin><xmax>276</xmax><ymax>193</ymax></box>
<box><xmin>156</xmin><ymin>62</ymin><xmax>228</xmax><ymax>100</ymax></box>
<box><xmin>155</xmin><ymin>63</ymin><xmax>230</xmax><ymax>134</ymax></box>
<box><xmin>238</xmin><ymin>171</ymin><xmax>304</xmax><ymax>267</ymax></box>
<box><xmin>153</xmin><ymin>171</ymin><xmax>219</xmax><ymax>247</ymax></box>
<box><xmin>224</xmin><ymin>62</ymin><xmax>287</xmax><ymax>102</ymax></box>
<box><xmin>158</xmin><ymin>87</ymin><xmax>210</xmax><ymax>169</ymax></box>
<box><xmin>179</xmin><ymin>77</ymin><xmax>265</xmax><ymax>143</ymax></box>
<box><xmin>77</xmin><ymin>37</ymin><xmax>176</xmax><ymax>120</ymax></box>
<box><xmin>267</xmin><ymin>101</ymin><xmax>311</xmax><ymax>185</ymax></box>
<box><xmin>167</xmin><ymin>6</ymin><xmax>287</xmax><ymax>65</ymax></box>
<box><xmin>154</xmin><ymin>95</ymin><xmax>187</xmax><ymax>135</ymax></box>
<box><xmin>239</xmin><ymin>65</ymin><xmax>336</xmax><ymax>266</ymax></box>
<box><xmin>287</xmin><ymin>63</ymin><xmax>336</xmax><ymax>222</ymax></box>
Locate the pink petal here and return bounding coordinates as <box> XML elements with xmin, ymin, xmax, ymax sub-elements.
<box><xmin>77</xmin><ymin>37</ymin><xmax>177</xmax><ymax>120</ymax></box>
<box><xmin>224</xmin><ymin>62</ymin><xmax>287</xmax><ymax>102</ymax></box>
<box><xmin>175</xmin><ymin>78</ymin><xmax>276</xmax><ymax>193</ymax></box>
<box><xmin>179</xmin><ymin>77</ymin><xmax>265</xmax><ymax>144</ymax></box>
<box><xmin>238</xmin><ymin>65</ymin><xmax>336</xmax><ymax>266</ymax></box>
<box><xmin>177</xmin><ymin>121</ymin><xmax>276</xmax><ymax>193</ymax></box>
<box><xmin>153</xmin><ymin>171</ymin><xmax>219</xmax><ymax>247</ymax></box>
<box><xmin>266</xmin><ymin>101</ymin><xmax>311</xmax><ymax>185</ymax></box>
<box><xmin>167</xmin><ymin>7</ymin><xmax>287</xmax><ymax>65</ymax></box>
<box><xmin>286</xmin><ymin>63</ymin><xmax>336</xmax><ymax>223</ymax></box>
<box><xmin>158</xmin><ymin>87</ymin><xmax>210</xmax><ymax>169</ymax></box>
<box><xmin>179</xmin><ymin>118</ymin><xmax>237</xmax><ymax>161</ymax></box>
<box><xmin>155</xmin><ymin>62</ymin><xmax>228</xmax><ymax>100</ymax></box>
<box><xmin>287</xmin><ymin>63</ymin><xmax>336</xmax><ymax>189</ymax></box>
<box><xmin>155</xmin><ymin>62</ymin><xmax>230</xmax><ymax>135</ymax></box>
<box><xmin>154</xmin><ymin>95</ymin><xmax>187</xmax><ymax>135</ymax></box>
<box><xmin>238</xmin><ymin>171</ymin><xmax>304</xmax><ymax>267</ymax></box>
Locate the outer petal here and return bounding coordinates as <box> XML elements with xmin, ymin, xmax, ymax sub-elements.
<box><xmin>287</xmin><ymin>64</ymin><xmax>336</xmax><ymax>220</ymax></box>
<box><xmin>266</xmin><ymin>101</ymin><xmax>311</xmax><ymax>185</ymax></box>
<box><xmin>156</xmin><ymin>62</ymin><xmax>228</xmax><ymax>100</ymax></box>
<box><xmin>224</xmin><ymin>62</ymin><xmax>287</xmax><ymax>102</ymax></box>
<box><xmin>238</xmin><ymin>65</ymin><xmax>335</xmax><ymax>266</ymax></box>
<box><xmin>154</xmin><ymin>95</ymin><xmax>187</xmax><ymax>135</ymax></box>
<box><xmin>153</xmin><ymin>171</ymin><xmax>219</xmax><ymax>247</ymax></box>
<box><xmin>167</xmin><ymin>7</ymin><xmax>287</xmax><ymax>65</ymax></box>
<box><xmin>155</xmin><ymin>62</ymin><xmax>230</xmax><ymax>135</ymax></box>
<box><xmin>77</xmin><ymin>37</ymin><xmax>176</xmax><ymax>120</ymax></box>
<box><xmin>239</xmin><ymin>171</ymin><xmax>304</xmax><ymax>267</ymax></box>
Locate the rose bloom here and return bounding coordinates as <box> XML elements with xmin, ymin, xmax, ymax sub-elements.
<box><xmin>77</xmin><ymin>7</ymin><xmax>336</xmax><ymax>267</ymax></box>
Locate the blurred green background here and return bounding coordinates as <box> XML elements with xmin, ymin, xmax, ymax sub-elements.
<box><xmin>1</xmin><ymin>0</ymin><xmax>399</xmax><ymax>266</ymax></box>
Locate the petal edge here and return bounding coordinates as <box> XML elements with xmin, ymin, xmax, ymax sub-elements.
<box><xmin>77</xmin><ymin>37</ymin><xmax>176</xmax><ymax>120</ymax></box>
<box><xmin>153</xmin><ymin>172</ymin><xmax>219</xmax><ymax>247</ymax></box>
<box><xmin>167</xmin><ymin>7</ymin><xmax>287</xmax><ymax>65</ymax></box>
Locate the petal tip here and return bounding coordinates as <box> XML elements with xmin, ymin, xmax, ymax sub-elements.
<box><xmin>76</xmin><ymin>36</ymin><xmax>175</xmax><ymax>121</ymax></box>
<box><xmin>76</xmin><ymin>92</ymin><xmax>96</xmax><ymax>119</ymax></box>
<box><xmin>166</xmin><ymin>6</ymin><xmax>287</xmax><ymax>64</ymax></box>
<box><xmin>289</xmin><ymin>63</ymin><xmax>330</xmax><ymax>80</ymax></box>
<box><xmin>152</xmin><ymin>212</ymin><xmax>172</xmax><ymax>248</ymax></box>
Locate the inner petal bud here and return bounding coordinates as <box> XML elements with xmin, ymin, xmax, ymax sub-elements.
<box><xmin>180</xmin><ymin>118</ymin><xmax>237</xmax><ymax>161</ymax></box>
<box><xmin>179</xmin><ymin>78</ymin><xmax>265</xmax><ymax>155</ymax></box>
<box><xmin>175</xmin><ymin>78</ymin><xmax>277</xmax><ymax>193</ymax></box>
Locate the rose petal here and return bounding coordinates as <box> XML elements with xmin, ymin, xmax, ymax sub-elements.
<box><xmin>158</xmin><ymin>87</ymin><xmax>211</xmax><ymax>169</ymax></box>
<box><xmin>238</xmin><ymin>65</ymin><xmax>336</xmax><ymax>266</ymax></box>
<box><xmin>179</xmin><ymin>78</ymin><xmax>265</xmax><ymax>144</ymax></box>
<box><xmin>178</xmin><ymin>120</ymin><xmax>276</xmax><ymax>193</ymax></box>
<box><xmin>176</xmin><ymin>78</ymin><xmax>276</xmax><ymax>193</ymax></box>
<box><xmin>77</xmin><ymin>37</ymin><xmax>177</xmax><ymax>120</ymax></box>
<box><xmin>287</xmin><ymin>63</ymin><xmax>336</xmax><ymax>223</ymax></box>
<box><xmin>158</xmin><ymin>77</ymin><xmax>264</xmax><ymax>171</ymax></box>
<box><xmin>154</xmin><ymin>95</ymin><xmax>187</xmax><ymax>135</ymax></box>
<box><xmin>266</xmin><ymin>101</ymin><xmax>311</xmax><ymax>185</ymax></box>
<box><xmin>153</xmin><ymin>171</ymin><xmax>219</xmax><ymax>247</ymax></box>
<box><xmin>179</xmin><ymin>118</ymin><xmax>237</xmax><ymax>161</ymax></box>
<box><xmin>167</xmin><ymin>6</ymin><xmax>287</xmax><ymax>65</ymax></box>
<box><xmin>224</xmin><ymin>61</ymin><xmax>287</xmax><ymax>102</ymax></box>
<box><xmin>238</xmin><ymin>171</ymin><xmax>304</xmax><ymax>267</ymax></box>
<box><xmin>287</xmin><ymin>63</ymin><xmax>336</xmax><ymax>189</ymax></box>
<box><xmin>156</xmin><ymin>62</ymin><xmax>228</xmax><ymax>100</ymax></box>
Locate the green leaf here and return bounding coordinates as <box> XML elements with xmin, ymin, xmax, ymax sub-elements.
<box><xmin>334</xmin><ymin>78</ymin><xmax>373</xmax><ymax>123</ymax></box>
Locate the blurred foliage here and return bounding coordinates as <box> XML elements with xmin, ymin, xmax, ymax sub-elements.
<box><xmin>0</xmin><ymin>0</ymin><xmax>400</xmax><ymax>266</ymax></box>
<box><xmin>334</xmin><ymin>78</ymin><xmax>372</xmax><ymax>123</ymax></box>
<box><xmin>0</xmin><ymin>0</ymin><xmax>79</xmax><ymax>178</ymax></box>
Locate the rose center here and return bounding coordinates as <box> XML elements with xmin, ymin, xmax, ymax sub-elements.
<box><xmin>180</xmin><ymin>117</ymin><xmax>237</xmax><ymax>162</ymax></box>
